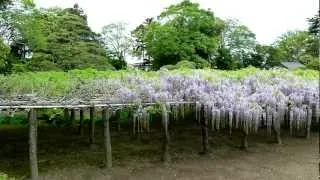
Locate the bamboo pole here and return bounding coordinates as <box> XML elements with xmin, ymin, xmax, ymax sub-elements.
<box><xmin>102</xmin><ymin>108</ymin><xmax>112</xmax><ymax>168</ymax></box>
<box><xmin>89</xmin><ymin>107</ymin><xmax>95</xmax><ymax>145</ymax></box>
<box><xmin>28</xmin><ymin>109</ymin><xmax>38</xmax><ymax>180</ymax></box>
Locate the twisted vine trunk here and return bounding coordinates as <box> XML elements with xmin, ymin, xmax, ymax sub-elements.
<box><xmin>29</xmin><ymin>109</ymin><xmax>38</xmax><ymax>180</ymax></box>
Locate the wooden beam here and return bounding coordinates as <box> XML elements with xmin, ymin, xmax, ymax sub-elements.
<box><xmin>102</xmin><ymin>108</ymin><xmax>112</xmax><ymax>168</ymax></box>
<box><xmin>28</xmin><ymin>109</ymin><xmax>38</xmax><ymax>180</ymax></box>
<box><xmin>0</xmin><ymin>101</ymin><xmax>195</xmax><ymax>109</ymax></box>
<box><xmin>89</xmin><ymin>107</ymin><xmax>95</xmax><ymax>145</ymax></box>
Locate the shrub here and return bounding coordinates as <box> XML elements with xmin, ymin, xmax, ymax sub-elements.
<box><xmin>193</xmin><ymin>58</ymin><xmax>211</xmax><ymax>69</ymax></box>
<box><xmin>160</xmin><ymin>64</ymin><xmax>177</xmax><ymax>70</ymax></box>
<box><xmin>176</xmin><ymin>60</ymin><xmax>196</xmax><ymax>69</ymax></box>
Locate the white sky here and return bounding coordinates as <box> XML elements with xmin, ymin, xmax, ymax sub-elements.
<box><xmin>34</xmin><ymin>0</ymin><xmax>318</xmax><ymax>45</ymax></box>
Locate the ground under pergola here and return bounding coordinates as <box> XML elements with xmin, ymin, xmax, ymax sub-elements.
<box><xmin>0</xmin><ymin>101</ymin><xmax>316</xmax><ymax>180</ymax></box>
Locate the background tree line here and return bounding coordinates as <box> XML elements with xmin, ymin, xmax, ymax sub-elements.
<box><xmin>0</xmin><ymin>0</ymin><xmax>319</xmax><ymax>74</ymax></box>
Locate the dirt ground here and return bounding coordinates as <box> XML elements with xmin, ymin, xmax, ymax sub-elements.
<box><xmin>0</xmin><ymin>125</ymin><xmax>319</xmax><ymax>180</ymax></box>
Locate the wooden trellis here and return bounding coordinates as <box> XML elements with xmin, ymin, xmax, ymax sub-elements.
<box><xmin>0</xmin><ymin>101</ymin><xmax>318</xmax><ymax>180</ymax></box>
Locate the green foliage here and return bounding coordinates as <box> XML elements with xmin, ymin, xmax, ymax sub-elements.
<box><xmin>176</xmin><ymin>60</ymin><xmax>196</xmax><ymax>69</ymax></box>
<box><xmin>0</xmin><ymin>0</ymin><xmax>11</xmax><ymax>10</ymax></box>
<box><xmin>1</xmin><ymin>4</ymin><xmax>114</xmax><ymax>73</ymax></box>
<box><xmin>0</xmin><ymin>38</ymin><xmax>10</xmax><ymax>72</ymax></box>
<box><xmin>160</xmin><ymin>64</ymin><xmax>177</xmax><ymax>70</ymax></box>
<box><xmin>274</xmin><ymin>30</ymin><xmax>319</xmax><ymax>70</ymax></box>
<box><xmin>142</xmin><ymin>0</ymin><xmax>222</xmax><ymax>69</ymax></box>
<box><xmin>306</xmin><ymin>57</ymin><xmax>320</xmax><ymax>70</ymax></box>
<box><xmin>0</xmin><ymin>173</ymin><xmax>15</xmax><ymax>180</ymax></box>
<box><xmin>0</xmin><ymin>113</ymin><xmax>27</xmax><ymax>125</ymax></box>
<box><xmin>194</xmin><ymin>58</ymin><xmax>211</xmax><ymax>69</ymax></box>
<box><xmin>275</xmin><ymin>31</ymin><xmax>313</xmax><ymax>63</ymax></box>
<box><xmin>250</xmin><ymin>45</ymin><xmax>284</xmax><ymax>68</ymax></box>
<box><xmin>215</xmin><ymin>48</ymin><xmax>236</xmax><ymax>70</ymax></box>
<box><xmin>308</xmin><ymin>13</ymin><xmax>320</xmax><ymax>36</ymax></box>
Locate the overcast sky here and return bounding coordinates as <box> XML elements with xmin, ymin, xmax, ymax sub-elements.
<box><xmin>34</xmin><ymin>0</ymin><xmax>318</xmax><ymax>45</ymax></box>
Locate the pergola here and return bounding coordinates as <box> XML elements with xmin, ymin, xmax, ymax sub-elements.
<box><xmin>0</xmin><ymin>99</ymin><xmax>318</xmax><ymax>180</ymax></box>
<box><xmin>0</xmin><ymin>101</ymin><xmax>198</xmax><ymax>180</ymax></box>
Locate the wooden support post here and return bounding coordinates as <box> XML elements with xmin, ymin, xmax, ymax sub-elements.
<box><xmin>70</xmin><ymin>109</ymin><xmax>75</xmax><ymax>128</ymax></box>
<box><xmin>117</xmin><ymin>110</ymin><xmax>121</xmax><ymax>132</ymax></box>
<box><xmin>272</xmin><ymin>111</ymin><xmax>282</xmax><ymax>145</ymax></box>
<box><xmin>228</xmin><ymin>111</ymin><xmax>233</xmax><ymax>136</ymax></box>
<box><xmin>289</xmin><ymin>110</ymin><xmax>293</xmax><ymax>136</ymax></box>
<box><xmin>64</xmin><ymin>108</ymin><xmax>69</xmax><ymax>122</ymax></box>
<box><xmin>89</xmin><ymin>107</ymin><xmax>95</xmax><ymax>145</ymax></box>
<box><xmin>79</xmin><ymin>109</ymin><xmax>84</xmax><ymax>136</ymax></box>
<box><xmin>200</xmin><ymin>104</ymin><xmax>209</xmax><ymax>154</ymax></box>
<box><xmin>161</xmin><ymin>104</ymin><xmax>170</xmax><ymax>163</ymax></box>
<box><xmin>241</xmin><ymin>120</ymin><xmax>249</xmax><ymax>150</ymax></box>
<box><xmin>103</xmin><ymin>108</ymin><xmax>112</xmax><ymax>168</ymax></box>
<box><xmin>28</xmin><ymin>109</ymin><xmax>38</xmax><ymax>180</ymax></box>
<box><xmin>306</xmin><ymin>107</ymin><xmax>312</xmax><ymax>139</ymax></box>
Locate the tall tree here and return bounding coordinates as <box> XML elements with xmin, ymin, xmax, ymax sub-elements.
<box><xmin>308</xmin><ymin>12</ymin><xmax>320</xmax><ymax>36</ymax></box>
<box><xmin>220</xmin><ymin>19</ymin><xmax>256</xmax><ymax>68</ymax></box>
<box><xmin>27</xmin><ymin>5</ymin><xmax>114</xmax><ymax>71</ymax></box>
<box><xmin>131</xmin><ymin>18</ymin><xmax>153</xmax><ymax>64</ymax></box>
<box><xmin>101</xmin><ymin>22</ymin><xmax>131</xmax><ymax>70</ymax></box>
<box><xmin>141</xmin><ymin>0</ymin><xmax>223</xmax><ymax>69</ymax></box>
<box><xmin>275</xmin><ymin>30</ymin><xmax>315</xmax><ymax>65</ymax></box>
<box><xmin>249</xmin><ymin>45</ymin><xmax>284</xmax><ymax>69</ymax></box>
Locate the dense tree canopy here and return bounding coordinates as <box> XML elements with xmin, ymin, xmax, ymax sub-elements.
<box><xmin>142</xmin><ymin>0</ymin><xmax>223</xmax><ymax>69</ymax></box>
<box><xmin>0</xmin><ymin>3</ymin><xmax>114</xmax><ymax>73</ymax></box>
<box><xmin>0</xmin><ymin>0</ymin><xmax>317</xmax><ymax>73</ymax></box>
<box><xmin>220</xmin><ymin>19</ymin><xmax>256</xmax><ymax>68</ymax></box>
<box><xmin>275</xmin><ymin>30</ymin><xmax>318</xmax><ymax>69</ymax></box>
<box><xmin>308</xmin><ymin>13</ymin><xmax>319</xmax><ymax>36</ymax></box>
